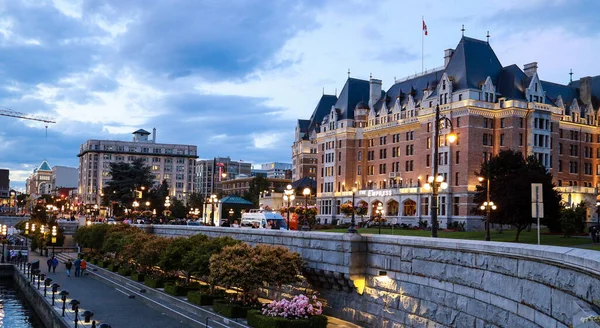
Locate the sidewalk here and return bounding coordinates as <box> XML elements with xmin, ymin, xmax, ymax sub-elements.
<box><xmin>28</xmin><ymin>251</ymin><xmax>192</xmax><ymax>328</ymax></box>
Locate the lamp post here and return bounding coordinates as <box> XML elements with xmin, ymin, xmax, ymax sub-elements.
<box><xmin>1</xmin><ymin>225</ymin><xmax>6</xmax><ymax>263</ymax></box>
<box><xmin>348</xmin><ymin>187</ymin><xmax>358</xmax><ymax>233</ymax></box>
<box><xmin>424</xmin><ymin>175</ymin><xmax>449</xmax><ymax>236</ymax></box>
<box><xmin>428</xmin><ymin>104</ymin><xmax>457</xmax><ymax>238</ymax></box>
<box><xmin>164</xmin><ymin>196</ymin><xmax>171</xmax><ymax>217</ymax></box>
<box><xmin>132</xmin><ymin>201</ymin><xmax>139</xmax><ymax>213</ymax></box>
<box><xmin>209</xmin><ymin>194</ymin><xmax>217</xmax><ymax>226</ymax></box>
<box><xmin>24</xmin><ymin>222</ymin><xmax>29</xmax><ymax>260</ymax></box>
<box><xmin>478</xmin><ymin>174</ymin><xmax>495</xmax><ymax>241</ymax></box>
<box><xmin>301</xmin><ymin>187</ymin><xmax>311</xmax><ymax>231</ymax></box>
<box><xmin>145</xmin><ymin>201</ymin><xmax>150</xmax><ymax>212</ymax></box>
<box><xmin>51</xmin><ymin>226</ymin><xmax>57</xmax><ymax>257</ymax></box>
<box><xmin>375</xmin><ymin>202</ymin><xmax>384</xmax><ymax>234</ymax></box>
<box><xmin>283</xmin><ymin>184</ymin><xmax>295</xmax><ymax>230</ymax></box>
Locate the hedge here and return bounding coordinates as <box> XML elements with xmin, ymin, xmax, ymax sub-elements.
<box><xmin>212</xmin><ymin>300</ymin><xmax>252</xmax><ymax>318</ymax></box>
<box><xmin>99</xmin><ymin>261</ymin><xmax>110</xmax><ymax>268</ymax></box>
<box><xmin>130</xmin><ymin>272</ymin><xmax>145</xmax><ymax>282</ymax></box>
<box><xmin>144</xmin><ymin>277</ymin><xmax>164</xmax><ymax>288</ymax></box>
<box><xmin>247</xmin><ymin>310</ymin><xmax>328</xmax><ymax>328</ymax></box>
<box><xmin>187</xmin><ymin>291</ymin><xmax>221</xmax><ymax>306</ymax></box>
<box><xmin>118</xmin><ymin>267</ymin><xmax>131</xmax><ymax>276</ymax></box>
<box><xmin>107</xmin><ymin>263</ymin><xmax>119</xmax><ymax>272</ymax></box>
<box><xmin>164</xmin><ymin>283</ymin><xmax>187</xmax><ymax>296</ymax></box>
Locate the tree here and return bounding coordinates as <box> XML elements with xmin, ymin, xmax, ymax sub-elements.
<box><xmin>31</xmin><ymin>204</ymin><xmax>48</xmax><ymax>224</ymax></box>
<box><xmin>123</xmin><ymin>234</ymin><xmax>171</xmax><ymax>274</ymax></box>
<box><xmin>74</xmin><ymin>224</ymin><xmax>110</xmax><ymax>253</ymax></box>
<box><xmin>102</xmin><ymin>158</ymin><xmax>154</xmax><ymax>213</ymax></box>
<box><xmin>473</xmin><ymin>150</ymin><xmax>561</xmax><ymax>241</ymax></box>
<box><xmin>102</xmin><ymin>225</ymin><xmax>143</xmax><ymax>260</ymax></box>
<box><xmin>244</xmin><ymin>175</ymin><xmax>270</xmax><ymax>207</ymax></box>
<box><xmin>148</xmin><ymin>180</ymin><xmax>170</xmax><ymax>216</ymax></box>
<box><xmin>170</xmin><ymin>198</ymin><xmax>187</xmax><ymax>218</ymax></box>
<box><xmin>560</xmin><ymin>202</ymin><xmax>586</xmax><ymax>237</ymax></box>
<box><xmin>209</xmin><ymin>243</ymin><xmax>302</xmax><ymax>303</ymax></box>
<box><xmin>187</xmin><ymin>192</ymin><xmax>205</xmax><ymax>215</ymax></box>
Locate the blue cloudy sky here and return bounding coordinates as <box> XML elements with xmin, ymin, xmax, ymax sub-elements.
<box><xmin>1</xmin><ymin>0</ymin><xmax>599</xmax><ymax>189</ymax></box>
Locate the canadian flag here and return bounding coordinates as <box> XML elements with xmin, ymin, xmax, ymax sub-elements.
<box><xmin>422</xmin><ymin>19</ymin><xmax>428</xmax><ymax>36</ymax></box>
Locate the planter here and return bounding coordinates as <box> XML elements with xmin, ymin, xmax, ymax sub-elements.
<box><xmin>130</xmin><ymin>272</ymin><xmax>145</xmax><ymax>282</ymax></box>
<box><xmin>107</xmin><ymin>263</ymin><xmax>119</xmax><ymax>272</ymax></box>
<box><xmin>144</xmin><ymin>277</ymin><xmax>164</xmax><ymax>289</ymax></box>
<box><xmin>212</xmin><ymin>300</ymin><xmax>252</xmax><ymax>318</ymax></box>
<box><xmin>118</xmin><ymin>268</ymin><xmax>131</xmax><ymax>276</ymax></box>
<box><xmin>187</xmin><ymin>291</ymin><xmax>220</xmax><ymax>306</ymax></box>
<box><xmin>247</xmin><ymin>310</ymin><xmax>328</xmax><ymax>328</ymax></box>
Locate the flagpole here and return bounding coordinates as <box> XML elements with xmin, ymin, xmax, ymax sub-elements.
<box><xmin>421</xmin><ymin>16</ymin><xmax>424</xmax><ymax>74</ymax></box>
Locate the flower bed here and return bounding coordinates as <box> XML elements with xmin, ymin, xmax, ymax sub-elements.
<box><xmin>130</xmin><ymin>272</ymin><xmax>145</xmax><ymax>282</ymax></box>
<box><xmin>247</xmin><ymin>310</ymin><xmax>327</xmax><ymax>328</ymax></box>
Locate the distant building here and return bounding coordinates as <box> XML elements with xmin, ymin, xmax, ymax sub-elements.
<box><xmin>25</xmin><ymin>161</ymin><xmax>53</xmax><ymax>198</ymax></box>
<box><xmin>51</xmin><ymin>166</ymin><xmax>78</xmax><ymax>191</ymax></box>
<box><xmin>196</xmin><ymin>157</ymin><xmax>252</xmax><ymax>196</ymax></box>
<box><xmin>77</xmin><ymin>128</ymin><xmax>198</xmax><ymax>205</ymax></box>
<box><xmin>258</xmin><ymin>162</ymin><xmax>293</xmax><ymax>179</ymax></box>
<box><xmin>221</xmin><ymin>176</ymin><xmax>292</xmax><ymax>209</ymax></box>
<box><xmin>0</xmin><ymin>169</ymin><xmax>9</xmax><ymax>199</ymax></box>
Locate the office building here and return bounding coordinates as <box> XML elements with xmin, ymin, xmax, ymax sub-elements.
<box><xmin>196</xmin><ymin>157</ymin><xmax>252</xmax><ymax>196</ymax></box>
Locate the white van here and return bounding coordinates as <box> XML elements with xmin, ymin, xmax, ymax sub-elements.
<box><xmin>240</xmin><ymin>209</ymin><xmax>288</xmax><ymax>230</ymax></box>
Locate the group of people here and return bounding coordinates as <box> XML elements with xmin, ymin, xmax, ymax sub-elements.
<box><xmin>7</xmin><ymin>249</ymin><xmax>25</xmax><ymax>263</ymax></box>
<box><xmin>46</xmin><ymin>256</ymin><xmax>87</xmax><ymax>277</ymax></box>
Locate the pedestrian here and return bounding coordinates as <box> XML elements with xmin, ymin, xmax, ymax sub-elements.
<box><xmin>80</xmin><ymin>259</ymin><xmax>87</xmax><ymax>277</ymax></box>
<box><xmin>46</xmin><ymin>257</ymin><xmax>52</xmax><ymax>273</ymax></box>
<box><xmin>51</xmin><ymin>257</ymin><xmax>58</xmax><ymax>273</ymax></box>
<box><xmin>74</xmin><ymin>258</ymin><xmax>81</xmax><ymax>277</ymax></box>
<box><xmin>65</xmin><ymin>259</ymin><xmax>73</xmax><ymax>277</ymax></box>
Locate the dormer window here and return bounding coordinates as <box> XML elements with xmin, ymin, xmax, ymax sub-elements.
<box><xmin>442</xmin><ymin>80</ymin><xmax>446</xmax><ymax>90</ymax></box>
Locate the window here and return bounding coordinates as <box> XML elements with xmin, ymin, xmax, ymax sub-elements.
<box><xmin>500</xmin><ymin>118</ymin><xmax>505</xmax><ymax>128</ymax></box>
<box><xmin>421</xmin><ymin>197</ymin><xmax>429</xmax><ymax>216</ymax></box>
<box><xmin>426</xmin><ymin>154</ymin><xmax>430</xmax><ymax>167</ymax></box>
<box><xmin>458</xmin><ymin>94</ymin><xmax>463</xmax><ymax>101</ymax></box>
<box><xmin>453</xmin><ymin>197</ymin><xmax>460</xmax><ymax>216</ymax></box>
<box><xmin>357</xmin><ymin>166</ymin><xmax>361</xmax><ymax>176</ymax></box>
<box><xmin>358</xmin><ymin>151</ymin><xmax>362</xmax><ymax>161</ymax></box>
<box><xmin>427</xmin><ymin>137</ymin><xmax>431</xmax><ymax>149</ymax></box>
<box><xmin>500</xmin><ymin>134</ymin><xmax>505</xmax><ymax>146</ymax></box>
<box><xmin>454</xmin><ymin>172</ymin><xmax>459</xmax><ymax>186</ymax></box>
<box><xmin>456</xmin><ymin>151</ymin><xmax>460</xmax><ymax>164</ymax></box>
<box><xmin>519</xmin><ymin>118</ymin><xmax>524</xmax><ymax>128</ymax></box>
<box><xmin>483</xmin><ymin>134</ymin><xmax>493</xmax><ymax>146</ymax></box>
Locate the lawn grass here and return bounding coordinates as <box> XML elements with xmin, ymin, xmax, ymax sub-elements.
<box><xmin>323</xmin><ymin>227</ymin><xmax>593</xmax><ymax>247</ymax></box>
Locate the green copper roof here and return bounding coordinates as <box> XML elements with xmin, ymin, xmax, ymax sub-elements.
<box><xmin>220</xmin><ymin>195</ymin><xmax>253</xmax><ymax>205</ymax></box>
<box><xmin>38</xmin><ymin>161</ymin><xmax>52</xmax><ymax>171</ymax></box>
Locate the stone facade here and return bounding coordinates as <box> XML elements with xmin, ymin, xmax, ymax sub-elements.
<box><xmin>145</xmin><ymin>225</ymin><xmax>600</xmax><ymax>328</ymax></box>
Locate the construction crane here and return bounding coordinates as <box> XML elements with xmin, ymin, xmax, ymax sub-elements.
<box><xmin>0</xmin><ymin>106</ymin><xmax>56</xmax><ymax>123</ymax></box>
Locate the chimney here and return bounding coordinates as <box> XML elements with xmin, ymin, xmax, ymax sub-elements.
<box><xmin>580</xmin><ymin>76</ymin><xmax>593</xmax><ymax>105</ymax></box>
<box><xmin>152</xmin><ymin>127</ymin><xmax>156</xmax><ymax>143</ymax></box>
<box><xmin>444</xmin><ymin>49</ymin><xmax>455</xmax><ymax>67</ymax></box>
<box><xmin>524</xmin><ymin>62</ymin><xmax>538</xmax><ymax>77</ymax></box>
<box><xmin>369</xmin><ymin>78</ymin><xmax>382</xmax><ymax>107</ymax></box>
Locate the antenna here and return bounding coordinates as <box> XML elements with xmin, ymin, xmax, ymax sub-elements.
<box><xmin>45</xmin><ymin>125</ymin><xmax>48</xmax><ymax>142</ymax></box>
<box><xmin>486</xmin><ymin>31</ymin><xmax>490</xmax><ymax>43</ymax></box>
<box><xmin>369</xmin><ymin>72</ymin><xmax>372</xmax><ymax>79</ymax></box>
<box><xmin>569</xmin><ymin>69</ymin><xmax>573</xmax><ymax>83</ymax></box>
<box><xmin>461</xmin><ymin>25</ymin><xmax>465</xmax><ymax>37</ymax></box>
<box><xmin>347</xmin><ymin>69</ymin><xmax>351</xmax><ymax>78</ymax></box>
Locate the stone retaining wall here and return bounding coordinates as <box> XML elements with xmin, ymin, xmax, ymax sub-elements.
<box><xmin>144</xmin><ymin>225</ymin><xmax>600</xmax><ymax>328</ymax></box>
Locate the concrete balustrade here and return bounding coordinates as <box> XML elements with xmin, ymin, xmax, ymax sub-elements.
<box><xmin>142</xmin><ymin>225</ymin><xmax>600</xmax><ymax>328</ymax></box>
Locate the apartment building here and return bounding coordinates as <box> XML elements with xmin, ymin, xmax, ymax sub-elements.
<box><xmin>196</xmin><ymin>157</ymin><xmax>252</xmax><ymax>196</ymax></box>
<box><xmin>78</xmin><ymin>128</ymin><xmax>198</xmax><ymax>205</ymax></box>
<box><xmin>293</xmin><ymin>36</ymin><xmax>600</xmax><ymax>229</ymax></box>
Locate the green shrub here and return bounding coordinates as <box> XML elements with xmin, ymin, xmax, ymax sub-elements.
<box><xmin>164</xmin><ymin>283</ymin><xmax>187</xmax><ymax>296</ymax></box>
<box><xmin>247</xmin><ymin>310</ymin><xmax>328</xmax><ymax>328</ymax></box>
<box><xmin>144</xmin><ymin>277</ymin><xmax>164</xmax><ymax>288</ymax></box>
<box><xmin>118</xmin><ymin>267</ymin><xmax>131</xmax><ymax>276</ymax></box>
<box><xmin>107</xmin><ymin>263</ymin><xmax>119</xmax><ymax>272</ymax></box>
<box><xmin>99</xmin><ymin>261</ymin><xmax>110</xmax><ymax>268</ymax></box>
<box><xmin>212</xmin><ymin>300</ymin><xmax>250</xmax><ymax>318</ymax></box>
<box><xmin>130</xmin><ymin>272</ymin><xmax>145</xmax><ymax>282</ymax></box>
<box><xmin>91</xmin><ymin>259</ymin><xmax>99</xmax><ymax>265</ymax></box>
<box><xmin>187</xmin><ymin>291</ymin><xmax>221</xmax><ymax>306</ymax></box>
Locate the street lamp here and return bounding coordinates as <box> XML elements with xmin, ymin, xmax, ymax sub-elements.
<box><xmin>145</xmin><ymin>201</ymin><xmax>150</xmax><ymax>211</ymax></box>
<box><xmin>132</xmin><ymin>201</ymin><xmax>139</xmax><ymax>213</ymax></box>
<box><xmin>164</xmin><ymin>196</ymin><xmax>171</xmax><ymax>217</ymax></box>
<box><xmin>428</xmin><ymin>104</ymin><xmax>457</xmax><ymax>237</ymax></box>
<box><xmin>283</xmin><ymin>184</ymin><xmax>295</xmax><ymax>231</ymax></box>
<box><xmin>301</xmin><ymin>187</ymin><xmax>311</xmax><ymax>231</ymax></box>
<box><xmin>1</xmin><ymin>225</ymin><xmax>7</xmax><ymax>263</ymax></box>
<box><xmin>424</xmin><ymin>175</ymin><xmax>449</xmax><ymax>235</ymax></box>
<box><xmin>51</xmin><ymin>226</ymin><xmax>57</xmax><ymax>257</ymax></box>
<box><xmin>209</xmin><ymin>194</ymin><xmax>218</xmax><ymax>226</ymax></box>
<box><xmin>348</xmin><ymin>187</ymin><xmax>358</xmax><ymax>233</ymax></box>
<box><xmin>375</xmin><ymin>202</ymin><xmax>384</xmax><ymax>234</ymax></box>
<box><xmin>478</xmin><ymin>176</ymin><xmax>496</xmax><ymax>241</ymax></box>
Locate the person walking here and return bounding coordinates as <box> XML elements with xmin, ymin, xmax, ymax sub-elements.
<box><xmin>65</xmin><ymin>260</ymin><xmax>73</xmax><ymax>277</ymax></box>
<box><xmin>46</xmin><ymin>257</ymin><xmax>52</xmax><ymax>273</ymax></box>
<box><xmin>51</xmin><ymin>257</ymin><xmax>59</xmax><ymax>273</ymax></box>
<box><xmin>80</xmin><ymin>259</ymin><xmax>87</xmax><ymax>277</ymax></box>
<box><xmin>73</xmin><ymin>258</ymin><xmax>81</xmax><ymax>277</ymax></box>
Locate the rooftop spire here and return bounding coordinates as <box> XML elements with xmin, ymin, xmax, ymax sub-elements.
<box><xmin>486</xmin><ymin>31</ymin><xmax>490</xmax><ymax>43</ymax></box>
<box><xmin>461</xmin><ymin>24</ymin><xmax>465</xmax><ymax>37</ymax></box>
<box><xmin>569</xmin><ymin>69</ymin><xmax>573</xmax><ymax>83</ymax></box>
<box><xmin>347</xmin><ymin>68</ymin><xmax>351</xmax><ymax>78</ymax></box>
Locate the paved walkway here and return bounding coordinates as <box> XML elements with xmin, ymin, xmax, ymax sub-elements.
<box><xmin>27</xmin><ymin>252</ymin><xmax>192</xmax><ymax>328</ymax></box>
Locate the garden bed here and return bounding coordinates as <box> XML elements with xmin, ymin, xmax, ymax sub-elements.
<box><xmin>130</xmin><ymin>272</ymin><xmax>145</xmax><ymax>282</ymax></box>
<box><xmin>107</xmin><ymin>263</ymin><xmax>119</xmax><ymax>272</ymax></box>
<box><xmin>144</xmin><ymin>277</ymin><xmax>164</xmax><ymax>288</ymax></box>
<box><xmin>212</xmin><ymin>300</ymin><xmax>254</xmax><ymax>318</ymax></box>
<box><xmin>118</xmin><ymin>267</ymin><xmax>131</xmax><ymax>276</ymax></box>
<box><xmin>247</xmin><ymin>310</ymin><xmax>327</xmax><ymax>328</ymax></box>
<box><xmin>187</xmin><ymin>290</ymin><xmax>221</xmax><ymax>306</ymax></box>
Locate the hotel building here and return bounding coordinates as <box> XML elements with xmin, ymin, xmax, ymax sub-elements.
<box><xmin>78</xmin><ymin>129</ymin><xmax>198</xmax><ymax>205</ymax></box>
<box><xmin>293</xmin><ymin>36</ymin><xmax>600</xmax><ymax>229</ymax></box>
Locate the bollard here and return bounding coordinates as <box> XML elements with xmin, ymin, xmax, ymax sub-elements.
<box><xmin>44</xmin><ymin>278</ymin><xmax>52</xmax><ymax>297</ymax></box>
<box><xmin>69</xmin><ymin>299</ymin><xmax>80</xmax><ymax>311</ymax></box>
<box><xmin>74</xmin><ymin>305</ymin><xmax>79</xmax><ymax>328</ymax></box>
<box><xmin>59</xmin><ymin>290</ymin><xmax>69</xmax><ymax>317</ymax></box>
<box><xmin>51</xmin><ymin>283</ymin><xmax>60</xmax><ymax>305</ymax></box>
<box><xmin>38</xmin><ymin>274</ymin><xmax>46</xmax><ymax>290</ymax></box>
<box><xmin>91</xmin><ymin>320</ymin><xmax>96</xmax><ymax>328</ymax></box>
<box><xmin>82</xmin><ymin>310</ymin><xmax>94</xmax><ymax>323</ymax></box>
<box><xmin>98</xmin><ymin>323</ymin><xmax>111</xmax><ymax>328</ymax></box>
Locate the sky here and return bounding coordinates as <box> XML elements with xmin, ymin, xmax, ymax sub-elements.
<box><xmin>1</xmin><ymin>0</ymin><xmax>599</xmax><ymax>190</ymax></box>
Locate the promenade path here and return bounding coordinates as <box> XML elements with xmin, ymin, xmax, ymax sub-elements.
<box><xmin>24</xmin><ymin>251</ymin><xmax>360</xmax><ymax>328</ymax></box>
